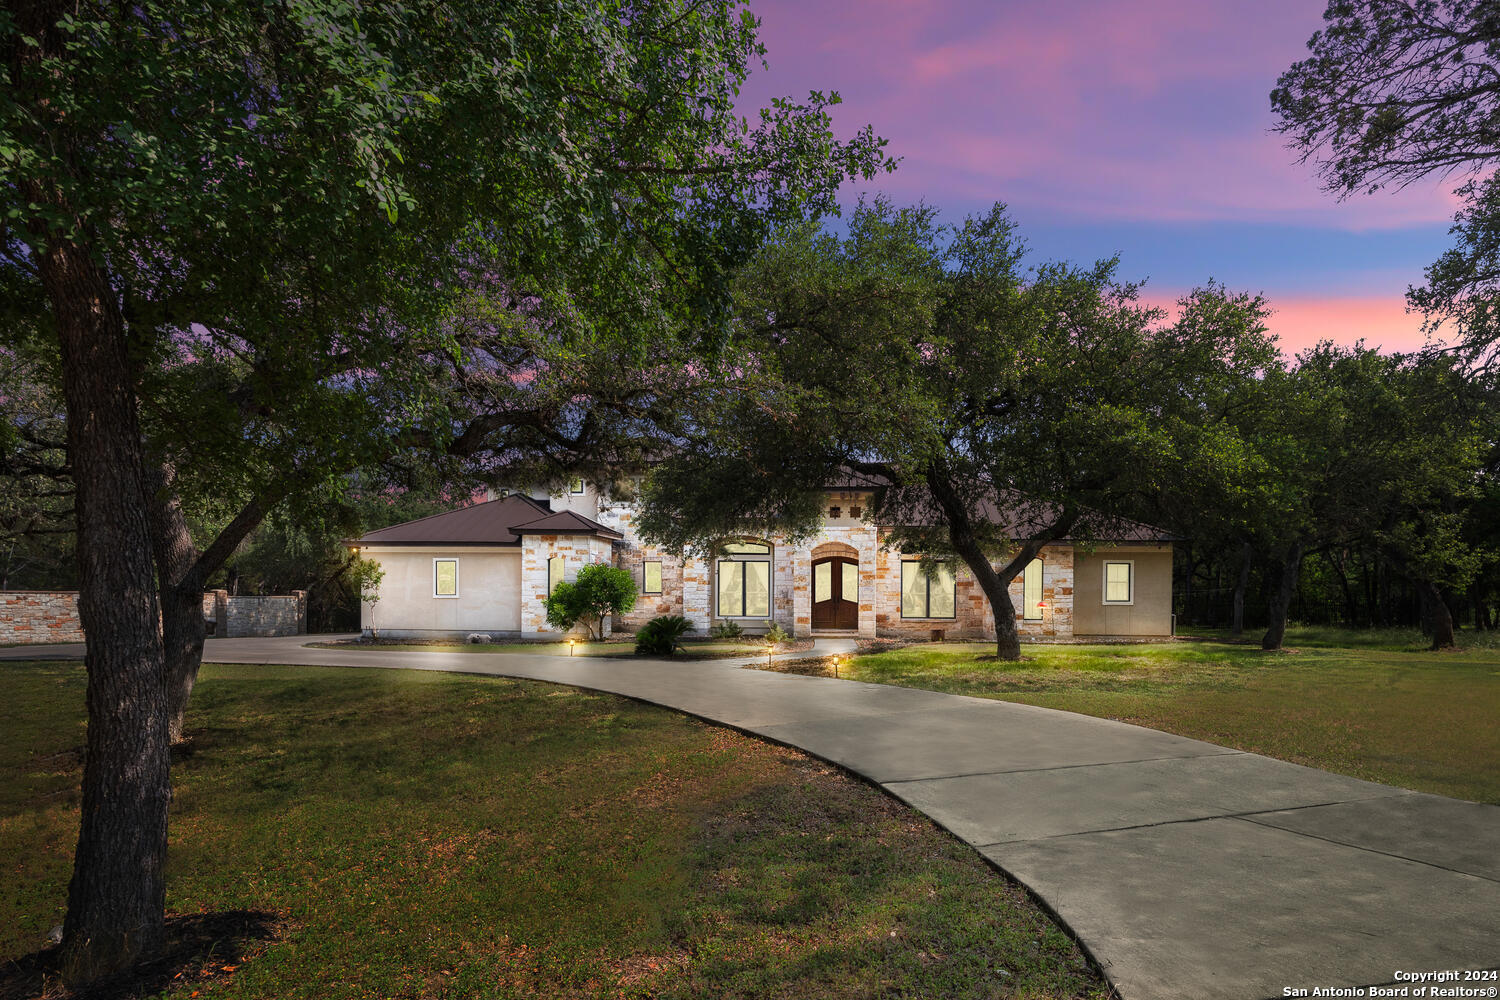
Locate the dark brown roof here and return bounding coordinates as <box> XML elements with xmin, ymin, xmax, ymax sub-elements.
<box><xmin>511</xmin><ymin>510</ymin><xmax>623</xmax><ymax>540</ymax></box>
<box><xmin>353</xmin><ymin>494</ymin><xmax>549</xmax><ymax>547</ymax></box>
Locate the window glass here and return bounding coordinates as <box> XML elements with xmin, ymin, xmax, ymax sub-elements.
<box><xmin>928</xmin><ymin>565</ymin><xmax>956</xmax><ymax>618</ymax></box>
<box><xmin>435</xmin><ymin>559</ymin><xmax>458</xmax><ymax>597</ymax></box>
<box><xmin>814</xmin><ymin>561</ymin><xmax>832</xmax><ymax>603</ymax></box>
<box><xmin>718</xmin><ymin>561</ymin><xmax>744</xmax><ymax>616</ymax></box>
<box><xmin>723</xmin><ymin>541</ymin><xmax>770</xmax><ymax>554</ymax></box>
<box><xmin>1023</xmin><ymin>558</ymin><xmax>1043</xmax><ymax>620</ymax></box>
<box><xmin>901</xmin><ymin>561</ymin><xmax>925</xmax><ymax>617</ymax></box>
<box><xmin>568</xmin><ymin>478</ymin><xmax>584</xmax><ymax>495</ymax></box>
<box><xmin>1104</xmin><ymin>561</ymin><xmax>1132</xmax><ymax>603</ymax></box>
<box><xmin>548</xmin><ymin>555</ymin><xmax>564</xmax><ymax>596</ymax></box>
<box><xmin>841</xmin><ymin>562</ymin><xmax>858</xmax><ymax>602</ymax></box>
<box><xmin>745</xmin><ymin>561</ymin><xmax>771</xmax><ymax>618</ymax></box>
<box><xmin>643</xmin><ymin>560</ymin><xmax>662</xmax><ymax>594</ymax></box>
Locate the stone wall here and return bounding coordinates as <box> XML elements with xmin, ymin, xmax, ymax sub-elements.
<box><xmin>205</xmin><ymin>590</ymin><xmax>307</xmax><ymax>638</ymax></box>
<box><xmin>0</xmin><ymin>591</ymin><xmax>84</xmax><ymax>644</ymax></box>
<box><xmin>519</xmin><ymin>534</ymin><xmax>615</xmax><ymax>635</ymax></box>
<box><xmin>0</xmin><ymin>590</ymin><xmax>307</xmax><ymax>645</ymax></box>
<box><xmin>873</xmin><ymin>532</ymin><xmax>1076</xmax><ymax>641</ymax></box>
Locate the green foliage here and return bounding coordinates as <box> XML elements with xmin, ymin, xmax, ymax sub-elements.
<box><xmin>544</xmin><ymin>563</ymin><xmax>637</xmax><ymax>640</ymax></box>
<box><xmin>348</xmin><ymin>557</ymin><xmax>386</xmax><ymax>637</ymax></box>
<box><xmin>765</xmin><ymin>622</ymin><xmax>792</xmax><ymax>645</ymax></box>
<box><xmin>708</xmin><ymin>620</ymin><xmax>744</xmax><ymax>639</ymax></box>
<box><xmin>634</xmin><ymin>615</ymin><xmax>696</xmax><ymax>656</ymax></box>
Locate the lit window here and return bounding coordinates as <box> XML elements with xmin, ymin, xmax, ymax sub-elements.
<box><xmin>1104</xmin><ymin>561</ymin><xmax>1133</xmax><ymax>604</ymax></box>
<box><xmin>568</xmin><ymin>478</ymin><xmax>584</xmax><ymax>495</ymax></box>
<box><xmin>717</xmin><ymin>542</ymin><xmax>771</xmax><ymax>618</ymax></box>
<box><xmin>548</xmin><ymin>555</ymin><xmax>564</xmax><ymax>596</ymax></box>
<box><xmin>1024</xmin><ymin>558</ymin><xmax>1043</xmax><ymax>620</ymax></box>
<box><xmin>900</xmin><ymin>561</ymin><xmax>956</xmax><ymax>619</ymax></box>
<box><xmin>643</xmin><ymin>560</ymin><xmax>662</xmax><ymax>594</ymax></box>
<box><xmin>434</xmin><ymin>559</ymin><xmax>459</xmax><ymax>598</ymax></box>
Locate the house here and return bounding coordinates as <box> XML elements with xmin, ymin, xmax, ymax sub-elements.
<box><xmin>350</xmin><ymin>478</ymin><xmax>1177</xmax><ymax>641</ymax></box>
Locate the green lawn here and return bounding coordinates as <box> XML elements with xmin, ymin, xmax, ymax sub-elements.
<box><xmin>1</xmin><ymin>661</ymin><xmax>1106</xmax><ymax>999</ymax></box>
<box><xmin>841</xmin><ymin>627</ymin><xmax>1500</xmax><ymax>804</ymax></box>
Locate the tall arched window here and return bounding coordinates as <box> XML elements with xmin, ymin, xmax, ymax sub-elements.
<box><xmin>717</xmin><ymin>541</ymin><xmax>772</xmax><ymax>618</ymax></box>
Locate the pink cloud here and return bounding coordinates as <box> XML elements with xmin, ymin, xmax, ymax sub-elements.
<box><xmin>740</xmin><ymin>0</ymin><xmax>1459</xmax><ymax>228</ymax></box>
<box><xmin>1145</xmin><ymin>290</ymin><xmax>1440</xmax><ymax>356</ymax></box>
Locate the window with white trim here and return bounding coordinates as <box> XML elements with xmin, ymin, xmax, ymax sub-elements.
<box><xmin>716</xmin><ymin>541</ymin><xmax>771</xmax><ymax>618</ymax></box>
<box><xmin>642</xmin><ymin>560</ymin><xmax>662</xmax><ymax>594</ymax></box>
<box><xmin>548</xmin><ymin>555</ymin><xmax>564</xmax><ymax>596</ymax></box>
<box><xmin>900</xmin><ymin>561</ymin><xmax>956</xmax><ymax>619</ymax></box>
<box><xmin>1023</xmin><ymin>558</ymin><xmax>1043</xmax><ymax>620</ymax></box>
<box><xmin>434</xmin><ymin>558</ymin><xmax>459</xmax><ymax>598</ymax></box>
<box><xmin>1103</xmin><ymin>560</ymin><xmax>1133</xmax><ymax>604</ymax></box>
<box><xmin>568</xmin><ymin>478</ymin><xmax>585</xmax><ymax>495</ymax></box>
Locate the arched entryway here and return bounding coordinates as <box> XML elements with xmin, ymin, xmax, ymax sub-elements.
<box><xmin>811</xmin><ymin>542</ymin><xmax>859</xmax><ymax>630</ymax></box>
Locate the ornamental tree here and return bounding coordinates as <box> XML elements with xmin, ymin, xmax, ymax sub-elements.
<box><xmin>544</xmin><ymin>563</ymin><xmax>638</xmax><ymax>640</ymax></box>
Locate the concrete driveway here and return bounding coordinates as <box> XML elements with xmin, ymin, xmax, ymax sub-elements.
<box><xmin>5</xmin><ymin>634</ymin><xmax>1497</xmax><ymax>999</ymax></box>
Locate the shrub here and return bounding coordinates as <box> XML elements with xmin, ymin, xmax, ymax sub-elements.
<box><xmin>544</xmin><ymin>563</ymin><xmax>637</xmax><ymax>639</ymax></box>
<box><xmin>766</xmin><ymin>622</ymin><xmax>791</xmax><ymax>645</ymax></box>
<box><xmin>635</xmin><ymin>615</ymin><xmax>695</xmax><ymax>656</ymax></box>
<box><xmin>708</xmin><ymin>620</ymin><xmax>743</xmax><ymax>639</ymax></box>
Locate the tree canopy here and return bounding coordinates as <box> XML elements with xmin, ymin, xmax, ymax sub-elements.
<box><xmin>636</xmin><ymin>200</ymin><xmax>1279</xmax><ymax>658</ymax></box>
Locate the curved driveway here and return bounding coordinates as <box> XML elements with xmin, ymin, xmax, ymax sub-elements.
<box><xmin>7</xmin><ymin>635</ymin><xmax>1498</xmax><ymax>999</ymax></box>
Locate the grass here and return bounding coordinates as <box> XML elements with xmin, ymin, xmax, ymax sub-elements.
<box><xmin>1</xmin><ymin>660</ymin><xmax>1107</xmax><ymax>999</ymax></box>
<box><xmin>838</xmin><ymin>626</ymin><xmax>1500</xmax><ymax>804</ymax></box>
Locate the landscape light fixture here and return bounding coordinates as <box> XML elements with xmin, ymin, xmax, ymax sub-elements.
<box><xmin>765</xmin><ymin>642</ymin><xmax>775</xmax><ymax>668</ymax></box>
<box><xmin>567</xmin><ymin>638</ymin><xmax>577</xmax><ymax>656</ymax></box>
<box><xmin>832</xmin><ymin>655</ymin><xmax>841</xmax><ymax>679</ymax></box>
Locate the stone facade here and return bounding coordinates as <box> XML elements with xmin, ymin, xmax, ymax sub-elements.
<box><xmin>0</xmin><ymin>591</ymin><xmax>84</xmax><ymax>644</ymax></box>
<box><xmin>0</xmin><ymin>589</ymin><xmax>306</xmax><ymax>644</ymax></box>
<box><xmin>475</xmin><ymin>483</ymin><xmax>1171</xmax><ymax>642</ymax></box>
<box><xmin>520</xmin><ymin>533</ymin><xmax>616</xmax><ymax>635</ymax></box>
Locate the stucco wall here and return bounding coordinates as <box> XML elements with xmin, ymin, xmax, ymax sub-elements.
<box><xmin>1072</xmin><ymin>546</ymin><xmax>1174</xmax><ymax>636</ymax></box>
<box><xmin>361</xmin><ymin>546</ymin><xmax>521</xmax><ymax>637</ymax></box>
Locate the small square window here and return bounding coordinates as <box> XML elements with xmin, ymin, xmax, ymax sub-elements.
<box><xmin>568</xmin><ymin>478</ymin><xmax>585</xmax><ymax>495</ymax></box>
<box><xmin>434</xmin><ymin>559</ymin><xmax>459</xmax><ymax>598</ymax></box>
<box><xmin>829</xmin><ymin>505</ymin><xmax>842</xmax><ymax>518</ymax></box>
<box><xmin>1103</xmin><ymin>561</ymin><xmax>1133</xmax><ymax>604</ymax></box>
<box><xmin>643</xmin><ymin>560</ymin><xmax>662</xmax><ymax>594</ymax></box>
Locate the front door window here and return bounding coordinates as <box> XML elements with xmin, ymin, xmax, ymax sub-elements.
<box><xmin>811</xmin><ymin>556</ymin><xmax>859</xmax><ymax>629</ymax></box>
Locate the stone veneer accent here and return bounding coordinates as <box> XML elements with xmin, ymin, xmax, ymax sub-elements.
<box><xmin>0</xmin><ymin>591</ymin><xmax>85</xmax><ymax>644</ymax></box>
<box><xmin>520</xmin><ymin>533</ymin><xmax>616</xmax><ymax>635</ymax></box>
<box><xmin>0</xmin><ymin>589</ymin><xmax>307</xmax><ymax>643</ymax></box>
<box><xmin>872</xmin><ymin>530</ymin><xmax>1075</xmax><ymax>640</ymax></box>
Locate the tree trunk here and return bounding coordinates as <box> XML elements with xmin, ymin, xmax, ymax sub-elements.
<box><xmin>43</xmin><ymin>239</ymin><xmax>170</xmax><ymax>985</ymax></box>
<box><xmin>1261</xmin><ymin>542</ymin><xmax>1303</xmax><ymax>651</ymax></box>
<box><xmin>921</xmin><ymin>463</ymin><xmax>1076</xmax><ymax>662</ymax></box>
<box><xmin>1327</xmin><ymin>549</ymin><xmax>1359</xmax><ymax>626</ymax></box>
<box><xmin>146</xmin><ymin>464</ymin><xmax>208</xmax><ymax>745</ymax></box>
<box><xmin>1231</xmin><ymin>541</ymin><xmax>1251</xmax><ymax>638</ymax></box>
<box><xmin>1419</xmin><ymin>580</ymin><xmax>1456</xmax><ymax>650</ymax></box>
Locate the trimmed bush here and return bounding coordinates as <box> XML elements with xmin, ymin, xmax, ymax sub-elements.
<box><xmin>708</xmin><ymin>620</ymin><xmax>743</xmax><ymax>639</ymax></box>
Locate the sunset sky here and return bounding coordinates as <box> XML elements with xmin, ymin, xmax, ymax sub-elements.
<box><xmin>738</xmin><ymin>0</ymin><xmax>1459</xmax><ymax>354</ymax></box>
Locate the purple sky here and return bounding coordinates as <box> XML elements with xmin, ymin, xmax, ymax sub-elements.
<box><xmin>738</xmin><ymin>0</ymin><xmax>1459</xmax><ymax>354</ymax></box>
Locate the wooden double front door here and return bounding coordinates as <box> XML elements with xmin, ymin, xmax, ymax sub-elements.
<box><xmin>811</xmin><ymin>557</ymin><xmax>859</xmax><ymax>630</ymax></box>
